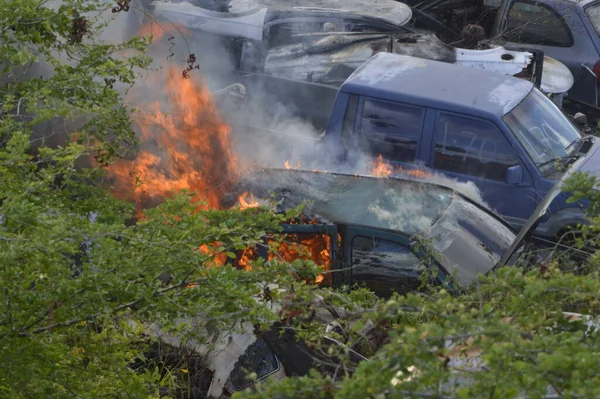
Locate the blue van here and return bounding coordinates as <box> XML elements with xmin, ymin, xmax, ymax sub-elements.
<box><xmin>318</xmin><ymin>53</ymin><xmax>600</xmax><ymax>240</ymax></box>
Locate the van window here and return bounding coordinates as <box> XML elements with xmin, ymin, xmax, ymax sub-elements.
<box><xmin>504</xmin><ymin>1</ymin><xmax>573</xmax><ymax>47</ymax></box>
<box><xmin>341</xmin><ymin>94</ymin><xmax>359</xmax><ymax>146</ymax></box>
<box><xmin>359</xmin><ymin>99</ymin><xmax>424</xmax><ymax>162</ymax></box>
<box><xmin>433</xmin><ymin>113</ymin><xmax>519</xmax><ymax>181</ymax></box>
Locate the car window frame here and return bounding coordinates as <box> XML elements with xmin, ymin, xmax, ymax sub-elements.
<box><xmin>503</xmin><ymin>0</ymin><xmax>575</xmax><ymax>48</ymax></box>
<box><xmin>429</xmin><ymin>110</ymin><xmax>522</xmax><ymax>182</ymax></box>
<box><xmin>355</xmin><ymin>96</ymin><xmax>427</xmax><ymax>164</ymax></box>
<box><xmin>227</xmin><ymin>337</ymin><xmax>282</xmax><ymax>392</ymax></box>
<box><xmin>351</xmin><ymin>235</ymin><xmax>421</xmax><ymax>269</ymax></box>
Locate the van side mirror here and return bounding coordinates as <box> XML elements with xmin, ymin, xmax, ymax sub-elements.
<box><xmin>505</xmin><ymin>164</ymin><xmax>523</xmax><ymax>185</ymax></box>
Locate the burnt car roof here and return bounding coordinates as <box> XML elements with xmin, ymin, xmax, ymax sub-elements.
<box><xmin>343</xmin><ymin>52</ymin><xmax>534</xmax><ymax>118</ymax></box>
<box><xmin>242</xmin><ymin>168</ymin><xmax>507</xmax><ymax>235</ymax></box>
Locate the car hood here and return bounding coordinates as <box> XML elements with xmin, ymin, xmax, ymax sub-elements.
<box><xmin>570</xmin><ymin>137</ymin><xmax>600</xmax><ymax>177</ymax></box>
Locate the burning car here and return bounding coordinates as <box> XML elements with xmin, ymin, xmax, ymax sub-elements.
<box><xmin>237</xmin><ymin>168</ymin><xmax>549</xmax><ymax>295</ymax></box>
<box><xmin>125</xmin><ymin>169</ymin><xmax>547</xmax><ymax>399</ymax></box>
<box><xmin>220</xmin><ymin>52</ymin><xmax>596</xmax><ymax>247</ymax></box>
<box><xmin>130</xmin><ymin>167</ymin><xmax>585</xmax><ymax>398</ymax></box>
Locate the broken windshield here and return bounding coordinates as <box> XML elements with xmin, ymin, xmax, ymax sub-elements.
<box><xmin>244</xmin><ymin>170</ymin><xmax>453</xmax><ymax>233</ymax></box>
<box><xmin>307</xmin><ymin>174</ymin><xmax>516</xmax><ymax>285</ymax></box>
<box><xmin>282</xmin><ymin>173</ymin><xmax>453</xmax><ymax>234</ymax></box>
<box><xmin>503</xmin><ymin>89</ymin><xmax>582</xmax><ymax>174</ymax></box>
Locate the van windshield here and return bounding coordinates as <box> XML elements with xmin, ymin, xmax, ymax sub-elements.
<box><xmin>503</xmin><ymin>89</ymin><xmax>581</xmax><ymax>174</ymax></box>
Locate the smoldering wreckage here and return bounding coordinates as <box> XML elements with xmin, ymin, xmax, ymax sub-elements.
<box><xmin>103</xmin><ymin>0</ymin><xmax>600</xmax><ymax>397</ymax></box>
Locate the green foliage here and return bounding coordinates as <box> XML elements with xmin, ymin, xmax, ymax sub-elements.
<box><xmin>5</xmin><ymin>2</ymin><xmax>600</xmax><ymax>399</ymax></box>
<box><xmin>0</xmin><ymin>1</ymin><xmax>325</xmax><ymax>397</ymax></box>
<box><xmin>1</xmin><ymin>0</ymin><xmax>151</xmax><ymax>162</ymax></box>
<box><xmin>238</xmin><ymin>371</ymin><xmax>336</xmax><ymax>399</ymax></box>
<box><xmin>240</xmin><ymin>265</ymin><xmax>600</xmax><ymax>399</ymax></box>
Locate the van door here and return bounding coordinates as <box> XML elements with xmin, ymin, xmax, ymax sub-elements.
<box><xmin>428</xmin><ymin>111</ymin><xmax>537</xmax><ymax>230</ymax></box>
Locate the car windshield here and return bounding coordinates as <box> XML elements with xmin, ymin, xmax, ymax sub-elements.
<box><xmin>244</xmin><ymin>169</ymin><xmax>455</xmax><ymax>233</ymax></box>
<box><xmin>503</xmin><ymin>89</ymin><xmax>582</xmax><ymax>174</ymax></box>
<box><xmin>586</xmin><ymin>3</ymin><xmax>600</xmax><ymax>36</ymax></box>
<box><xmin>425</xmin><ymin>197</ymin><xmax>516</xmax><ymax>286</ymax></box>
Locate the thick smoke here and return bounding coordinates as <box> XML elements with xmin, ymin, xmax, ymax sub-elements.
<box><xmin>56</xmin><ymin>1</ymin><xmax>489</xmax><ymax>214</ymax></box>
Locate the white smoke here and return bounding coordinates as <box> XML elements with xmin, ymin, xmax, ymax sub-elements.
<box><xmin>366</xmin><ymin>189</ymin><xmax>441</xmax><ymax>234</ymax></box>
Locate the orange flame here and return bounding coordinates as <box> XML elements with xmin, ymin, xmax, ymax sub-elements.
<box><xmin>238</xmin><ymin>192</ymin><xmax>260</xmax><ymax>209</ymax></box>
<box><xmin>270</xmin><ymin>233</ymin><xmax>331</xmax><ymax>285</ymax></box>
<box><xmin>284</xmin><ymin>160</ymin><xmax>302</xmax><ymax>169</ymax></box>
<box><xmin>370</xmin><ymin>155</ymin><xmax>433</xmax><ymax>179</ymax></box>
<box><xmin>396</xmin><ymin>165</ymin><xmax>433</xmax><ymax>179</ymax></box>
<box><xmin>237</xmin><ymin>248</ymin><xmax>256</xmax><ymax>271</ymax></box>
<box><xmin>139</xmin><ymin>23</ymin><xmax>191</xmax><ymax>44</ymax></box>
<box><xmin>106</xmin><ymin>23</ymin><xmax>334</xmax><ymax>277</ymax></box>
<box><xmin>371</xmin><ymin>155</ymin><xmax>393</xmax><ymax>177</ymax></box>
<box><xmin>196</xmin><ymin>242</ymin><xmax>227</xmax><ymax>267</ymax></box>
<box><xmin>108</xmin><ymin>66</ymin><xmax>237</xmax><ymax>212</ymax></box>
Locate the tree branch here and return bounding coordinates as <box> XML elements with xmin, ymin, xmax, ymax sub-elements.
<box><xmin>17</xmin><ymin>277</ymin><xmax>208</xmax><ymax>336</ymax></box>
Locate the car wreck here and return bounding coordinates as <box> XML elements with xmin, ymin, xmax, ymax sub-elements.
<box><xmin>134</xmin><ymin>165</ymin><xmax>586</xmax><ymax>398</ymax></box>
<box><xmin>260</xmin><ymin>31</ymin><xmax>572</xmax><ymax>97</ymax></box>
<box><xmin>136</xmin><ymin>307</ymin><xmax>369</xmax><ymax>398</ymax></box>
<box><xmin>236</xmin><ymin>168</ymin><xmax>554</xmax><ymax>293</ymax></box>
<box><xmin>142</xmin><ymin>0</ymin><xmax>575</xmax><ymax>101</ymax></box>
